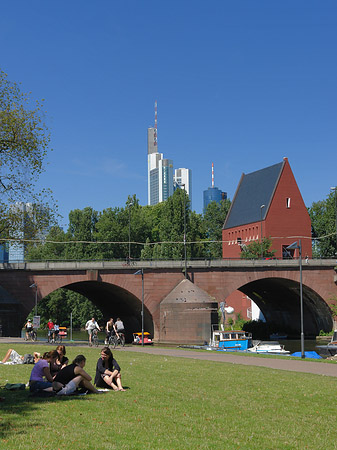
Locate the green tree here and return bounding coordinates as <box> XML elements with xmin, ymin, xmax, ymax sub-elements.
<box><xmin>27</xmin><ymin>225</ymin><xmax>67</xmax><ymax>260</ymax></box>
<box><xmin>309</xmin><ymin>191</ymin><xmax>337</xmax><ymax>258</ymax></box>
<box><xmin>35</xmin><ymin>288</ymin><xmax>103</xmax><ymax>328</ymax></box>
<box><xmin>65</xmin><ymin>207</ymin><xmax>100</xmax><ymax>260</ymax></box>
<box><xmin>240</xmin><ymin>236</ymin><xmax>276</xmax><ymax>260</ymax></box>
<box><xmin>203</xmin><ymin>199</ymin><xmax>231</xmax><ymax>258</ymax></box>
<box><xmin>0</xmin><ymin>70</ymin><xmax>56</xmax><ymax>240</ymax></box>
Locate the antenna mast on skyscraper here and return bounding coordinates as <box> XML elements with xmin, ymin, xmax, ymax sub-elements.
<box><xmin>154</xmin><ymin>100</ymin><xmax>158</xmax><ymax>147</ymax></box>
<box><xmin>212</xmin><ymin>162</ymin><xmax>214</xmax><ymax>188</ymax></box>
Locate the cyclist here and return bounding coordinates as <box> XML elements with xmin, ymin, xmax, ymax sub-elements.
<box><xmin>25</xmin><ymin>319</ymin><xmax>34</xmax><ymax>340</ymax></box>
<box><xmin>47</xmin><ymin>319</ymin><xmax>55</xmax><ymax>342</ymax></box>
<box><xmin>114</xmin><ymin>318</ymin><xmax>125</xmax><ymax>338</ymax></box>
<box><xmin>105</xmin><ymin>318</ymin><xmax>115</xmax><ymax>345</ymax></box>
<box><xmin>85</xmin><ymin>317</ymin><xmax>101</xmax><ymax>347</ymax></box>
<box><xmin>54</xmin><ymin>321</ymin><xmax>60</xmax><ymax>341</ymax></box>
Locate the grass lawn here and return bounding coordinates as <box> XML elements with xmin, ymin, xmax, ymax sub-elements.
<box><xmin>0</xmin><ymin>343</ymin><xmax>336</xmax><ymax>450</ymax></box>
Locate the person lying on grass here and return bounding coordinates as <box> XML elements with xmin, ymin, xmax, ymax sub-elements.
<box><xmin>29</xmin><ymin>351</ymin><xmax>55</xmax><ymax>393</ymax></box>
<box><xmin>0</xmin><ymin>349</ymin><xmax>40</xmax><ymax>365</ymax></box>
<box><xmin>94</xmin><ymin>347</ymin><xmax>125</xmax><ymax>391</ymax></box>
<box><xmin>53</xmin><ymin>354</ymin><xmax>100</xmax><ymax>395</ymax></box>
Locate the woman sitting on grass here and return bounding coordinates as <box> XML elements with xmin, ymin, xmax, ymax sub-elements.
<box><xmin>56</xmin><ymin>345</ymin><xmax>68</xmax><ymax>366</ymax></box>
<box><xmin>53</xmin><ymin>354</ymin><xmax>100</xmax><ymax>395</ymax></box>
<box><xmin>0</xmin><ymin>349</ymin><xmax>40</xmax><ymax>365</ymax></box>
<box><xmin>94</xmin><ymin>347</ymin><xmax>125</xmax><ymax>391</ymax></box>
<box><xmin>29</xmin><ymin>351</ymin><xmax>55</xmax><ymax>393</ymax></box>
<box><xmin>50</xmin><ymin>346</ymin><xmax>68</xmax><ymax>377</ymax></box>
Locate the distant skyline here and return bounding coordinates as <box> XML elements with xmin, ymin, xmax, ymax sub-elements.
<box><xmin>1</xmin><ymin>1</ymin><xmax>336</xmax><ymax>228</ymax></box>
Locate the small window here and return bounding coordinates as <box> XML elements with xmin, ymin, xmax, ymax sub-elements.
<box><xmin>286</xmin><ymin>198</ymin><xmax>291</xmax><ymax>208</ymax></box>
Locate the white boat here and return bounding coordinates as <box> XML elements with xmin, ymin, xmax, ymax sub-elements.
<box><xmin>247</xmin><ymin>341</ymin><xmax>290</xmax><ymax>355</ymax></box>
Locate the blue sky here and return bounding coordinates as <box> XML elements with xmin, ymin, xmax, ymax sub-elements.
<box><xmin>1</xmin><ymin>1</ymin><xmax>336</xmax><ymax>227</ymax></box>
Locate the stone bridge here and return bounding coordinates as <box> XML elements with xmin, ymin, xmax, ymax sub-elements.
<box><xmin>0</xmin><ymin>259</ymin><xmax>336</xmax><ymax>343</ymax></box>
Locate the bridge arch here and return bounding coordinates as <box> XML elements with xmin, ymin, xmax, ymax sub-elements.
<box><xmin>237</xmin><ymin>277</ymin><xmax>333</xmax><ymax>336</ymax></box>
<box><xmin>0</xmin><ymin>260</ymin><xmax>336</xmax><ymax>340</ymax></box>
<box><xmin>45</xmin><ymin>281</ymin><xmax>154</xmax><ymax>343</ymax></box>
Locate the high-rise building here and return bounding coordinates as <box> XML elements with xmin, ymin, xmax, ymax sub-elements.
<box><xmin>147</xmin><ymin>103</ymin><xmax>174</xmax><ymax>206</ymax></box>
<box><xmin>203</xmin><ymin>163</ymin><xmax>227</xmax><ymax>213</ymax></box>
<box><xmin>174</xmin><ymin>168</ymin><xmax>192</xmax><ymax>208</ymax></box>
<box><xmin>8</xmin><ymin>202</ymin><xmax>49</xmax><ymax>262</ymax></box>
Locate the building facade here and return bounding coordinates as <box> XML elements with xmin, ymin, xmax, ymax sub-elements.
<box><xmin>222</xmin><ymin>158</ymin><xmax>312</xmax><ymax>259</ymax></box>
<box><xmin>203</xmin><ymin>187</ymin><xmax>227</xmax><ymax>213</ymax></box>
<box><xmin>174</xmin><ymin>168</ymin><xmax>192</xmax><ymax>208</ymax></box>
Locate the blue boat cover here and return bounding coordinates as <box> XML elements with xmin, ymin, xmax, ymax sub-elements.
<box><xmin>291</xmin><ymin>351</ymin><xmax>322</xmax><ymax>359</ymax></box>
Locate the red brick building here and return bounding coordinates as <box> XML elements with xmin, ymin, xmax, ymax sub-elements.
<box><xmin>222</xmin><ymin>157</ymin><xmax>312</xmax><ymax>260</ymax></box>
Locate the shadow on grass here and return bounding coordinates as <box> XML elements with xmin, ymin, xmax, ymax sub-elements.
<box><xmin>0</xmin><ymin>387</ymin><xmax>101</xmax><ymax>440</ymax></box>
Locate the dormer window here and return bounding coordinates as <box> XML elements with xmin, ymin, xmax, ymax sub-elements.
<box><xmin>286</xmin><ymin>197</ymin><xmax>291</xmax><ymax>208</ymax></box>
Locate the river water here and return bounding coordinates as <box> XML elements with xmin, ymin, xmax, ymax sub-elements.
<box><xmin>22</xmin><ymin>329</ymin><xmax>331</xmax><ymax>355</ymax></box>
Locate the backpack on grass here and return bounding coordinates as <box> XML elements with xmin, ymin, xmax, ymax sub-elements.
<box><xmin>23</xmin><ymin>354</ymin><xmax>35</xmax><ymax>364</ymax></box>
<box><xmin>4</xmin><ymin>383</ymin><xmax>26</xmax><ymax>390</ymax></box>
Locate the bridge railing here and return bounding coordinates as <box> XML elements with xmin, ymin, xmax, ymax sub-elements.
<box><xmin>1</xmin><ymin>258</ymin><xmax>336</xmax><ymax>271</ymax></box>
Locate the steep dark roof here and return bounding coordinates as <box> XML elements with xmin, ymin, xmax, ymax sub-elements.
<box><xmin>223</xmin><ymin>161</ymin><xmax>284</xmax><ymax>229</ymax></box>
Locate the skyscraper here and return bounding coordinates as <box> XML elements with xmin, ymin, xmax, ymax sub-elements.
<box><xmin>147</xmin><ymin>103</ymin><xmax>174</xmax><ymax>206</ymax></box>
<box><xmin>174</xmin><ymin>168</ymin><xmax>192</xmax><ymax>208</ymax></box>
<box><xmin>203</xmin><ymin>163</ymin><xmax>227</xmax><ymax>213</ymax></box>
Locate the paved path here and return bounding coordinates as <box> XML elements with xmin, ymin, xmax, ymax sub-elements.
<box><xmin>2</xmin><ymin>337</ymin><xmax>336</xmax><ymax>377</ymax></box>
<box><xmin>118</xmin><ymin>346</ymin><xmax>337</xmax><ymax>377</ymax></box>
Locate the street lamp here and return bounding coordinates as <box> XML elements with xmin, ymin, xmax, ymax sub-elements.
<box><xmin>127</xmin><ymin>200</ymin><xmax>133</xmax><ymax>264</ymax></box>
<box><xmin>134</xmin><ymin>269</ymin><xmax>144</xmax><ymax>346</ymax></box>
<box><xmin>29</xmin><ymin>283</ymin><xmax>38</xmax><ymax>317</ymax></box>
<box><xmin>286</xmin><ymin>240</ymin><xmax>305</xmax><ymax>358</ymax></box>
<box><xmin>330</xmin><ymin>187</ymin><xmax>337</xmax><ymax>255</ymax></box>
<box><xmin>260</xmin><ymin>205</ymin><xmax>265</xmax><ymax>259</ymax></box>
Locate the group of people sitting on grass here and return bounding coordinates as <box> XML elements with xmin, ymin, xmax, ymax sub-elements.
<box><xmin>1</xmin><ymin>345</ymin><xmax>125</xmax><ymax>395</ymax></box>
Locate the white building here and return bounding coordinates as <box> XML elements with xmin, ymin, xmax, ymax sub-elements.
<box><xmin>174</xmin><ymin>168</ymin><xmax>192</xmax><ymax>209</ymax></box>
<box><xmin>147</xmin><ymin>127</ymin><xmax>174</xmax><ymax>206</ymax></box>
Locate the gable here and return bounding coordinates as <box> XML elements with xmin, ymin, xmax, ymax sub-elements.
<box><xmin>224</xmin><ymin>161</ymin><xmax>284</xmax><ymax>229</ymax></box>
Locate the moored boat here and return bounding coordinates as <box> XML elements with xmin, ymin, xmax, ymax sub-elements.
<box><xmin>210</xmin><ymin>328</ymin><xmax>253</xmax><ymax>351</ymax></box>
<box><xmin>247</xmin><ymin>340</ymin><xmax>290</xmax><ymax>355</ymax></box>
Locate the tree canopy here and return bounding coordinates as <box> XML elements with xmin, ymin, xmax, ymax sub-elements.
<box><xmin>0</xmin><ymin>70</ymin><xmax>56</xmax><ymax>242</ymax></box>
<box><xmin>240</xmin><ymin>236</ymin><xmax>276</xmax><ymax>260</ymax></box>
<box><xmin>308</xmin><ymin>190</ymin><xmax>337</xmax><ymax>258</ymax></box>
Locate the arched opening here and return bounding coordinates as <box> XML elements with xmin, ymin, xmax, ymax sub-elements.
<box><xmin>235</xmin><ymin>277</ymin><xmax>333</xmax><ymax>337</ymax></box>
<box><xmin>20</xmin><ymin>281</ymin><xmax>153</xmax><ymax>343</ymax></box>
<box><xmin>58</xmin><ymin>281</ymin><xmax>153</xmax><ymax>343</ymax></box>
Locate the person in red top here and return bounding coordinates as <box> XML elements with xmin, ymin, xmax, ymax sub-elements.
<box><xmin>47</xmin><ymin>319</ymin><xmax>54</xmax><ymax>340</ymax></box>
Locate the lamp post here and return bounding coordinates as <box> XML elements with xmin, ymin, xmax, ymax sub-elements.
<box><xmin>127</xmin><ymin>200</ymin><xmax>133</xmax><ymax>264</ymax></box>
<box><xmin>29</xmin><ymin>283</ymin><xmax>38</xmax><ymax>317</ymax></box>
<box><xmin>260</xmin><ymin>204</ymin><xmax>265</xmax><ymax>259</ymax></box>
<box><xmin>330</xmin><ymin>187</ymin><xmax>337</xmax><ymax>255</ymax></box>
<box><xmin>134</xmin><ymin>269</ymin><xmax>144</xmax><ymax>346</ymax></box>
<box><xmin>286</xmin><ymin>240</ymin><xmax>305</xmax><ymax>358</ymax></box>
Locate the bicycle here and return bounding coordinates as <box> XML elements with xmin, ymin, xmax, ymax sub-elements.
<box><xmin>54</xmin><ymin>332</ymin><xmax>62</xmax><ymax>344</ymax></box>
<box><xmin>48</xmin><ymin>330</ymin><xmax>61</xmax><ymax>344</ymax></box>
<box><xmin>25</xmin><ymin>329</ymin><xmax>37</xmax><ymax>341</ymax></box>
<box><xmin>91</xmin><ymin>329</ymin><xmax>99</xmax><ymax>347</ymax></box>
<box><xmin>108</xmin><ymin>332</ymin><xmax>125</xmax><ymax>348</ymax></box>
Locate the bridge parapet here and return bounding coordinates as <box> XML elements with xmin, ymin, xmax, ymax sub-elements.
<box><xmin>0</xmin><ymin>259</ymin><xmax>336</xmax><ymax>271</ymax></box>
